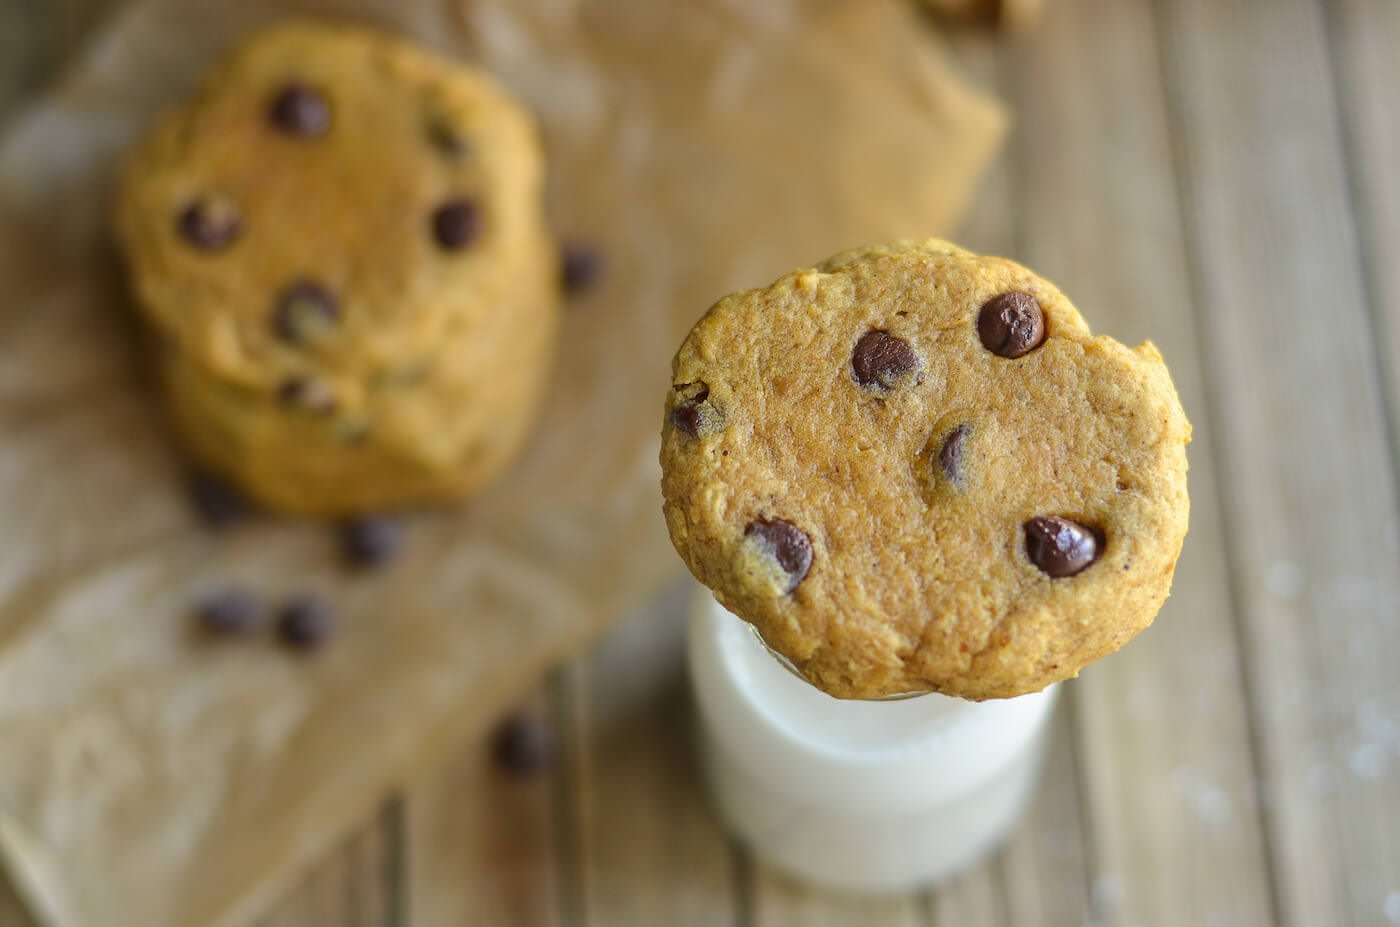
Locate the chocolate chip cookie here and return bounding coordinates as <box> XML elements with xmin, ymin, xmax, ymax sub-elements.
<box><xmin>116</xmin><ymin>21</ymin><xmax>559</xmax><ymax>514</ymax></box>
<box><xmin>661</xmin><ymin>240</ymin><xmax>1190</xmax><ymax>700</ymax></box>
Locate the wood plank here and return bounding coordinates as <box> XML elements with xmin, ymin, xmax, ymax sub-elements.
<box><xmin>255</xmin><ymin>811</ymin><xmax>396</xmax><ymax>927</ymax></box>
<box><xmin>748</xmin><ymin>868</ymin><xmax>925</xmax><ymax>927</ymax></box>
<box><xmin>564</xmin><ymin>579</ymin><xmax>739</xmax><ymax>927</ymax></box>
<box><xmin>1156</xmin><ymin>0</ymin><xmax>1400</xmax><ymax>924</ymax></box>
<box><xmin>1013</xmin><ymin>0</ymin><xmax>1276</xmax><ymax>924</ymax></box>
<box><xmin>995</xmin><ymin>699</ymin><xmax>1091</xmax><ymax>927</ymax></box>
<box><xmin>403</xmin><ymin>690</ymin><xmax>564</xmax><ymax>927</ymax></box>
<box><xmin>926</xmin><ymin>864</ymin><xmax>1006</xmax><ymax>927</ymax></box>
<box><xmin>1329</xmin><ymin>0</ymin><xmax>1400</xmax><ymax>494</ymax></box>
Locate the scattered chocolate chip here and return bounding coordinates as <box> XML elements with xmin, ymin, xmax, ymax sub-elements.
<box><xmin>977</xmin><ymin>292</ymin><xmax>1046</xmax><ymax>358</ymax></box>
<box><xmin>277</xmin><ymin>595</ymin><xmax>337</xmax><ymax>651</ymax></box>
<box><xmin>852</xmin><ymin>330</ymin><xmax>922</xmax><ymax>390</ymax></box>
<box><xmin>196</xmin><ymin>587</ymin><xmax>260</xmax><ymax>635</ymax></box>
<box><xmin>1024</xmin><ymin>516</ymin><xmax>1102</xmax><ymax>578</ymax></box>
<box><xmin>670</xmin><ymin>381</ymin><xmax>723</xmax><ymax>437</ymax></box>
<box><xmin>276</xmin><ymin>377</ymin><xmax>338</xmax><ymax>415</ymax></box>
<box><xmin>431</xmin><ymin>198</ymin><xmax>481</xmax><ymax>250</ymax></box>
<box><xmin>177</xmin><ymin>198</ymin><xmax>242</xmax><ymax>251</ymax></box>
<box><xmin>745</xmin><ymin>518</ymin><xmax>814</xmax><ymax>594</ymax></box>
<box><xmin>938</xmin><ymin>425</ymin><xmax>970</xmax><ymax>487</ymax></box>
<box><xmin>188</xmin><ymin>471</ymin><xmax>251</xmax><ymax>529</ymax></box>
<box><xmin>427</xmin><ymin>121</ymin><xmax>468</xmax><ymax>158</ymax></box>
<box><xmin>268</xmin><ymin>82</ymin><xmax>331</xmax><ymax>136</ymax></box>
<box><xmin>272</xmin><ymin>280</ymin><xmax>340</xmax><ymax>345</ymax></box>
<box><xmin>560</xmin><ymin>244</ymin><xmax>604</xmax><ymax>295</ymax></box>
<box><xmin>340</xmin><ymin>515</ymin><xmax>404</xmax><ymax>568</ymax></box>
<box><xmin>491</xmin><ymin>712</ymin><xmax>557</xmax><ymax>777</ymax></box>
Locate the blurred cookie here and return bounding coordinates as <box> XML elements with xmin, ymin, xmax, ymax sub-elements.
<box><xmin>116</xmin><ymin>21</ymin><xmax>559</xmax><ymax>514</ymax></box>
<box><xmin>661</xmin><ymin>240</ymin><xmax>1190</xmax><ymax>700</ymax></box>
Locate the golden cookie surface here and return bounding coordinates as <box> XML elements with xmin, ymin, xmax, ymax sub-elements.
<box><xmin>115</xmin><ymin>22</ymin><xmax>559</xmax><ymax>514</ymax></box>
<box><xmin>661</xmin><ymin>240</ymin><xmax>1190</xmax><ymax>700</ymax></box>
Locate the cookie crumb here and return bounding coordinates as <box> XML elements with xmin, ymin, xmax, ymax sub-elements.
<box><xmin>340</xmin><ymin>515</ymin><xmax>405</xmax><ymax>568</ymax></box>
<box><xmin>277</xmin><ymin>595</ymin><xmax>337</xmax><ymax>651</ymax></box>
<box><xmin>492</xmin><ymin>712</ymin><xmax>557</xmax><ymax>777</ymax></box>
<box><xmin>560</xmin><ymin>244</ymin><xmax>605</xmax><ymax>296</ymax></box>
<box><xmin>196</xmin><ymin>587</ymin><xmax>261</xmax><ymax>635</ymax></box>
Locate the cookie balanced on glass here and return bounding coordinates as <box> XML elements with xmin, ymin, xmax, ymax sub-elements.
<box><xmin>661</xmin><ymin>240</ymin><xmax>1190</xmax><ymax>892</ymax></box>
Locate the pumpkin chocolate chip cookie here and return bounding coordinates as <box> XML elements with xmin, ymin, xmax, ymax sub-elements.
<box><xmin>661</xmin><ymin>240</ymin><xmax>1190</xmax><ymax>700</ymax></box>
<box><xmin>116</xmin><ymin>21</ymin><xmax>559</xmax><ymax>515</ymax></box>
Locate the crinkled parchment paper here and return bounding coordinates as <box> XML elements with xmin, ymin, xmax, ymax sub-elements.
<box><xmin>0</xmin><ymin>1</ymin><xmax>1004</xmax><ymax>924</ymax></box>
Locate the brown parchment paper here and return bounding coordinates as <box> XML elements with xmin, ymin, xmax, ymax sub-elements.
<box><xmin>0</xmin><ymin>1</ymin><xmax>1004</xmax><ymax>925</ymax></box>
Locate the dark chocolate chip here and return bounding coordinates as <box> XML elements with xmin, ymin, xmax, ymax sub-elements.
<box><xmin>977</xmin><ymin>292</ymin><xmax>1046</xmax><ymax>358</ymax></box>
<box><xmin>670</xmin><ymin>381</ymin><xmax>722</xmax><ymax>437</ymax></box>
<box><xmin>1024</xmin><ymin>516</ymin><xmax>1102</xmax><ymax>578</ymax></box>
<box><xmin>938</xmin><ymin>424</ymin><xmax>969</xmax><ymax>487</ymax></box>
<box><xmin>197</xmin><ymin>587</ymin><xmax>260</xmax><ymax>635</ymax></box>
<box><xmin>177</xmin><ymin>198</ymin><xmax>242</xmax><ymax>251</ymax></box>
<box><xmin>277</xmin><ymin>595</ymin><xmax>337</xmax><ymax>651</ymax></box>
<box><xmin>560</xmin><ymin>244</ymin><xmax>604</xmax><ymax>296</ymax></box>
<box><xmin>272</xmin><ymin>281</ymin><xmax>340</xmax><ymax>345</ymax></box>
<box><xmin>268</xmin><ymin>82</ymin><xmax>331</xmax><ymax>136</ymax></box>
<box><xmin>427</xmin><ymin>121</ymin><xmax>468</xmax><ymax>158</ymax></box>
<box><xmin>340</xmin><ymin>515</ymin><xmax>404</xmax><ymax>568</ymax></box>
<box><xmin>745</xmin><ymin>518</ymin><xmax>814</xmax><ymax>594</ymax></box>
<box><xmin>491</xmin><ymin>712</ymin><xmax>557</xmax><ymax>777</ymax></box>
<box><xmin>276</xmin><ymin>377</ymin><xmax>337</xmax><ymax>415</ymax></box>
<box><xmin>432</xmin><ymin>198</ymin><xmax>481</xmax><ymax>250</ymax></box>
<box><xmin>851</xmin><ymin>330</ymin><xmax>922</xmax><ymax>390</ymax></box>
<box><xmin>188</xmin><ymin>471</ymin><xmax>250</xmax><ymax>529</ymax></box>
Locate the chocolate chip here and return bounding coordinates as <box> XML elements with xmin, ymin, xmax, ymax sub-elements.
<box><xmin>745</xmin><ymin>518</ymin><xmax>813</xmax><ymax>594</ymax></box>
<box><xmin>188</xmin><ymin>471</ymin><xmax>251</xmax><ymax>529</ymax></box>
<box><xmin>196</xmin><ymin>587</ymin><xmax>260</xmax><ymax>635</ymax></box>
<box><xmin>432</xmin><ymin>198</ymin><xmax>481</xmax><ymax>250</ymax></box>
<box><xmin>938</xmin><ymin>425</ymin><xmax>969</xmax><ymax>487</ymax></box>
<box><xmin>340</xmin><ymin>515</ymin><xmax>404</xmax><ymax>568</ymax></box>
<box><xmin>560</xmin><ymin>244</ymin><xmax>604</xmax><ymax>295</ymax></box>
<box><xmin>277</xmin><ymin>595</ymin><xmax>336</xmax><ymax>651</ymax></box>
<box><xmin>177</xmin><ymin>198</ymin><xmax>242</xmax><ymax>251</ymax></box>
<box><xmin>272</xmin><ymin>281</ymin><xmax>340</xmax><ymax>345</ymax></box>
<box><xmin>977</xmin><ymin>292</ymin><xmax>1046</xmax><ymax>358</ymax></box>
<box><xmin>670</xmin><ymin>381</ymin><xmax>723</xmax><ymax>437</ymax></box>
<box><xmin>268</xmin><ymin>82</ymin><xmax>331</xmax><ymax>136</ymax></box>
<box><xmin>427</xmin><ymin>121</ymin><xmax>468</xmax><ymax>158</ymax></box>
<box><xmin>491</xmin><ymin>712</ymin><xmax>557</xmax><ymax>777</ymax></box>
<box><xmin>276</xmin><ymin>377</ymin><xmax>337</xmax><ymax>415</ymax></box>
<box><xmin>1024</xmin><ymin>516</ymin><xmax>1102</xmax><ymax>578</ymax></box>
<box><xmin>852</xmin><ymin>330</ymin><xmax>922</xmax><ymax>390</ymax></box>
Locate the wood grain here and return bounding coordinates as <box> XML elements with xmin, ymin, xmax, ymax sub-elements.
<box><xmin>1157</xmin><ymin>0</ymin><xmax>1400</xmax><ymax>924</ymax></box>
<box><xmin>254</xmin><ymin>810</ymin><xmax>396</xmax><ymax>927</ymax></box>
<box><xmin>404</xmin><ymin>691</ymin><xmax>563</xmax><ymax>927</ymax></box>
<box><xmin>749</xmin><ymin>871</ymin><xmax>925</xmax><ymax>927</ymax></box>
<box><xmin>1013</xmin><ymin>0</ymin><xmax>1276</xmax><ymax>924</ymax></box>
<box><xmin>1328</xmin><ymin>0</ymin><xmax>1400</xmax><ymax>492</ymax></box>
<box><xmin>563</xmin><ymin>581</ymin><xmax>740</xmax><ymax>927</ymax></box>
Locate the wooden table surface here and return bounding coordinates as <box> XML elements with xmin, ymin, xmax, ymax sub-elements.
<box><xmin>4</xmin><ymin>0</ymin><xmax>1399</xmax><ymax>925</ymax></box>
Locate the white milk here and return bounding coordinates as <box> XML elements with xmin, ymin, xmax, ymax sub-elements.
<box><xmin>688</xmin><ymin>591</ymin><xmax>1058</xmax><ymax>893</ymax></box>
